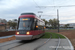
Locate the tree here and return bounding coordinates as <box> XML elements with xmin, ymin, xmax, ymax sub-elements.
<box><xmin>49</xmin><ymin>19</ymin><xmax>53</xmax><ymax>27</ymax></box>
<box><xmin>42</xmin><ymin>19</ymin><xmax>48</xmax><ymax>26</ymax></box>
<box><xmin>7</xmin><ymin>20</ymin><xmax>17</xmax><ymax>29</ymax></box>
<box><xmin>1</xmin><ymin>19</ymin><xmax>7</xmax><ymax>24</ymax></box>
<box><xmin>64</xmin><ymin>24</ymin><xmax>69</xmax><ymax>28</ymax></box>
<box><xmin>48</xmin><ymin>18</ymin><xmax>58</xmax><ymax>29</ymax></box>
<box><xmin>7</xmin><ymin>20</ymin><xmax>12</xmax><ymax>27</ymax></box>
<box><xmin>12</xmin><ymin>22</ymin><xmax>17</xmax><ymax>29</ymax></box>
<box><xmin>52</xmin><ymin>18</ymin><xmax>58</xmax><ymax>29</ymax></box>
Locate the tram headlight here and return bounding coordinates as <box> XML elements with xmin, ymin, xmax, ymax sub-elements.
<box><xmin>36</xmin><ymin>26</ymin><xmax>38</xmax><ymax>28</ymax></box>
<box><xmin>17</xmin><ymin>32</ymin><xmax>19</xmax><ymax>34</ymax></box>
<box><xmin>44</xmin><ymin>27</ymin><xmax>46</xmax><ymax>29</ymax></box>
<box><xmin>26</xmin><ymin>31</ymin><xmax>30</xmax><ymax>35</ymax></box>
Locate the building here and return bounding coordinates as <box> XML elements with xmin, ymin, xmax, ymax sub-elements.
<box><xmin>60</xmin><ymin>24</ymin><xmax>66</xmax><ymax>27</ymax></box>
<box><xmin>0</xmin><ymin>18</ymin><xmax>7</xmax><ymax>24</ymax></box>
<box><xmin>0</xmin><ymin>23</ymin><xmax>6</xmax><ymax>31</ymax></box>
<box><xmin>60</xmin><ymin>23</ymin><xmax>75</xmax><ymax>29</ymax></box>
<box><xmin>0</xmin><ymin>18</ymin><xmax>7</xmax><ymax>31</ymax></box>
<box><xmin>68</xmin><ymin>23</ymin><xmax>75</xmax><ymax>28</ymax></box>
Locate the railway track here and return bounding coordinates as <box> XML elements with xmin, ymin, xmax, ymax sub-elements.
<box><xmin>0</xmin><ymin>33</ymin><xmax>61</xmax><ymax>50</ymax></box>
<box><xmin>34</xmin><ymin>34</ymin><xmax>52</xmax><ymax>50</ymax></box>
<box><xmin>34</xmin><ymin>33</ymin><xmax>61</xmax><ymax>50</ymax></box>
<box><xmin>7</xmin><ymin>40</ymin><xmax>37</xmax><ymax>50</ymax></box>
<box><xmin>0</xmin><ymin>40</ymin><xmax>20</xmax><ymax>47</ymax></box>
<box><xmin>55</xmin><ymin>34</ymin><xmax>61</xmax><ymax>50</ymax></box>
<box><xmin>0</xmin><ymin>40</ymin><xmax>21</xmax><ymax>50</ymax></box>
<box><xmin>0</xmin><ymin>39</ymin><xmax>37</xmax><ymax>50</ymax></box>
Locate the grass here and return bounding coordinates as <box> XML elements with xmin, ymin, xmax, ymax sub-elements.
<box><xmin>41</xmin><ymin>32</ymin><xmax>65</xmax><ymax>39</ymax></box>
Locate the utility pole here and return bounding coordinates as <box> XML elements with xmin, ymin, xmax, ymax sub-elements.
<box><xmin>57</xmin><ymin>9</ymin><xmax>59</xmax><ymax>33</ymax></box>
<box><xmin>36</xmin><ymin>5</ymin><xmax>75</xmax><ymax>32</ymax></box>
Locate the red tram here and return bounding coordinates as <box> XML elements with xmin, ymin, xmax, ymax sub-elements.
<box><xmin>15</xmin><ymin>13</ymin><xmax>45</xmax><ymax>40</ymax></box>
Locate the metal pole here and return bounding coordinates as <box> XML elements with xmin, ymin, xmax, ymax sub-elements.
<box><xmin>57</xmin><ymin>9</ymin><xmax>59</xmax><ymax>32</ymax></box>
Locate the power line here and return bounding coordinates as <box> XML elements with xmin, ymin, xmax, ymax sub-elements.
<box><xmin>47</xmin><ymin>0</ymin><xmax>55</xmax><ymax>5</ymax></box>
<box><xmin>36</xmin><ymin>5</ymin><xmax>75</xmax><ymax>8</ymax></box>
<box><xmin>41</xmin><ymin>15</ymin><xmax>56</xmax><ymax>17</ymax></box>
<box><xmin>33</xmin><ymin>0</ymin><xmax>41</xmax><ymax>9</ymax></box>
<box><xmin>32</xmin><ymin>0</ymin><xmax>44</xmax><ymax>18</ymax></box>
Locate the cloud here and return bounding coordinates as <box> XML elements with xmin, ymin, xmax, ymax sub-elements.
<box><xmin>67</xmin><ymin>20</ymin><xmax>75</xmax><ymax>23</ymax></box>
<box><xmin>60</xmin><ymin>16</ymin><xmax>75</xmax><ymax>20</ymax></box>
<box><xmin>0</xmin><ymin>0</ymin><xmax>21</xmax><ymax>10</ymax></box>
<box><xmin>0</xmin><ymin>0</ymin><xmax>40</xmax><ymax>20</ymax></box>
<box><xmin>0</xmin><ymin>0</ymin><xmax>75</xmax><ymax>24</ymax></box>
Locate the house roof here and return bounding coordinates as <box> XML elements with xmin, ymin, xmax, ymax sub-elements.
<box><xmin>0</xmin><ymin>23</ymin><xmax>5</xmax><ymax>26</ymax></box>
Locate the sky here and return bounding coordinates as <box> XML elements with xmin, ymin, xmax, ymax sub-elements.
<box><xmin>0</xmin><ymin>0</ymin><xmax>75</xmax><ymax>24</ymax></box>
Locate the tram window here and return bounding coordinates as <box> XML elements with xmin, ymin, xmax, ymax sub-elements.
<box><xmin>34</xmin><ymin>19</ymin><xmax>39</xmax><ymax>30</ymax></box>
<box><xmin>18</xmin><ymin>18</ymin><xmax>32</xmax><ymax>30</ymax></box>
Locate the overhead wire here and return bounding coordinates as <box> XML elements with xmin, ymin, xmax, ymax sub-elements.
<box><xmin>36</xmin><ymin>5</ymin><xmax>75</xmax><ymax>8</ymax></box>
<box><xmin>32</xmin><ymin>0</ymin><xmax>41</xmax><ymax>9</ymax></box>
<box><xmin>37</xmin><ymin>0</ymin><xmax>75</xmax><ymax>8</ymax></box>
<box><xmin>32</xmin><ymin>0</ymin><xmax>44</xmax><ymax>18</ymax></box>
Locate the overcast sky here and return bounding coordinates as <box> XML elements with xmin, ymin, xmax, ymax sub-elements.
<box><xmin>0</xmin><ymin>0</ymin><xmax>75</xmax><ymax>24</ymax></box>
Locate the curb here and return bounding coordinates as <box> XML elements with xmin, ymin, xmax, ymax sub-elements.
<box><xmin>0</xmin><ymin>35</ymin><xmax>15</xmax><ymax>39</ymax></box>
<box><xmin>60</xmin><ymin>34</ymin><xmax>74</xmax><ymax>50</ymax></box>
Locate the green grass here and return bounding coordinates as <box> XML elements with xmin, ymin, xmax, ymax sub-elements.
<box><xmin>41</xmin><ymin>32</ymin><xmax>65</xmax><ymax>39</ymax></box>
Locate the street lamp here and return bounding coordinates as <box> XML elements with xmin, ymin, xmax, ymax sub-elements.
<box><xmin>38</xmin><ymin>11</ymin><xmax>43</xmax><ymax>18</ymax></box>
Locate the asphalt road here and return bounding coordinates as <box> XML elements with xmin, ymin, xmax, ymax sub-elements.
<box><xmin>0</xmin><ymin>39</ymin><xmax>48</xmax><ymax>50</ymax></box>
<box><xmin>0</xmin><ymin>39</ymin><xmax>73</xmax><ymax>50</ymax></box>
<box><xmin>38</xmin><ymin>39</ymin><xmax>71</xmax><ymax>50</ymax></box>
